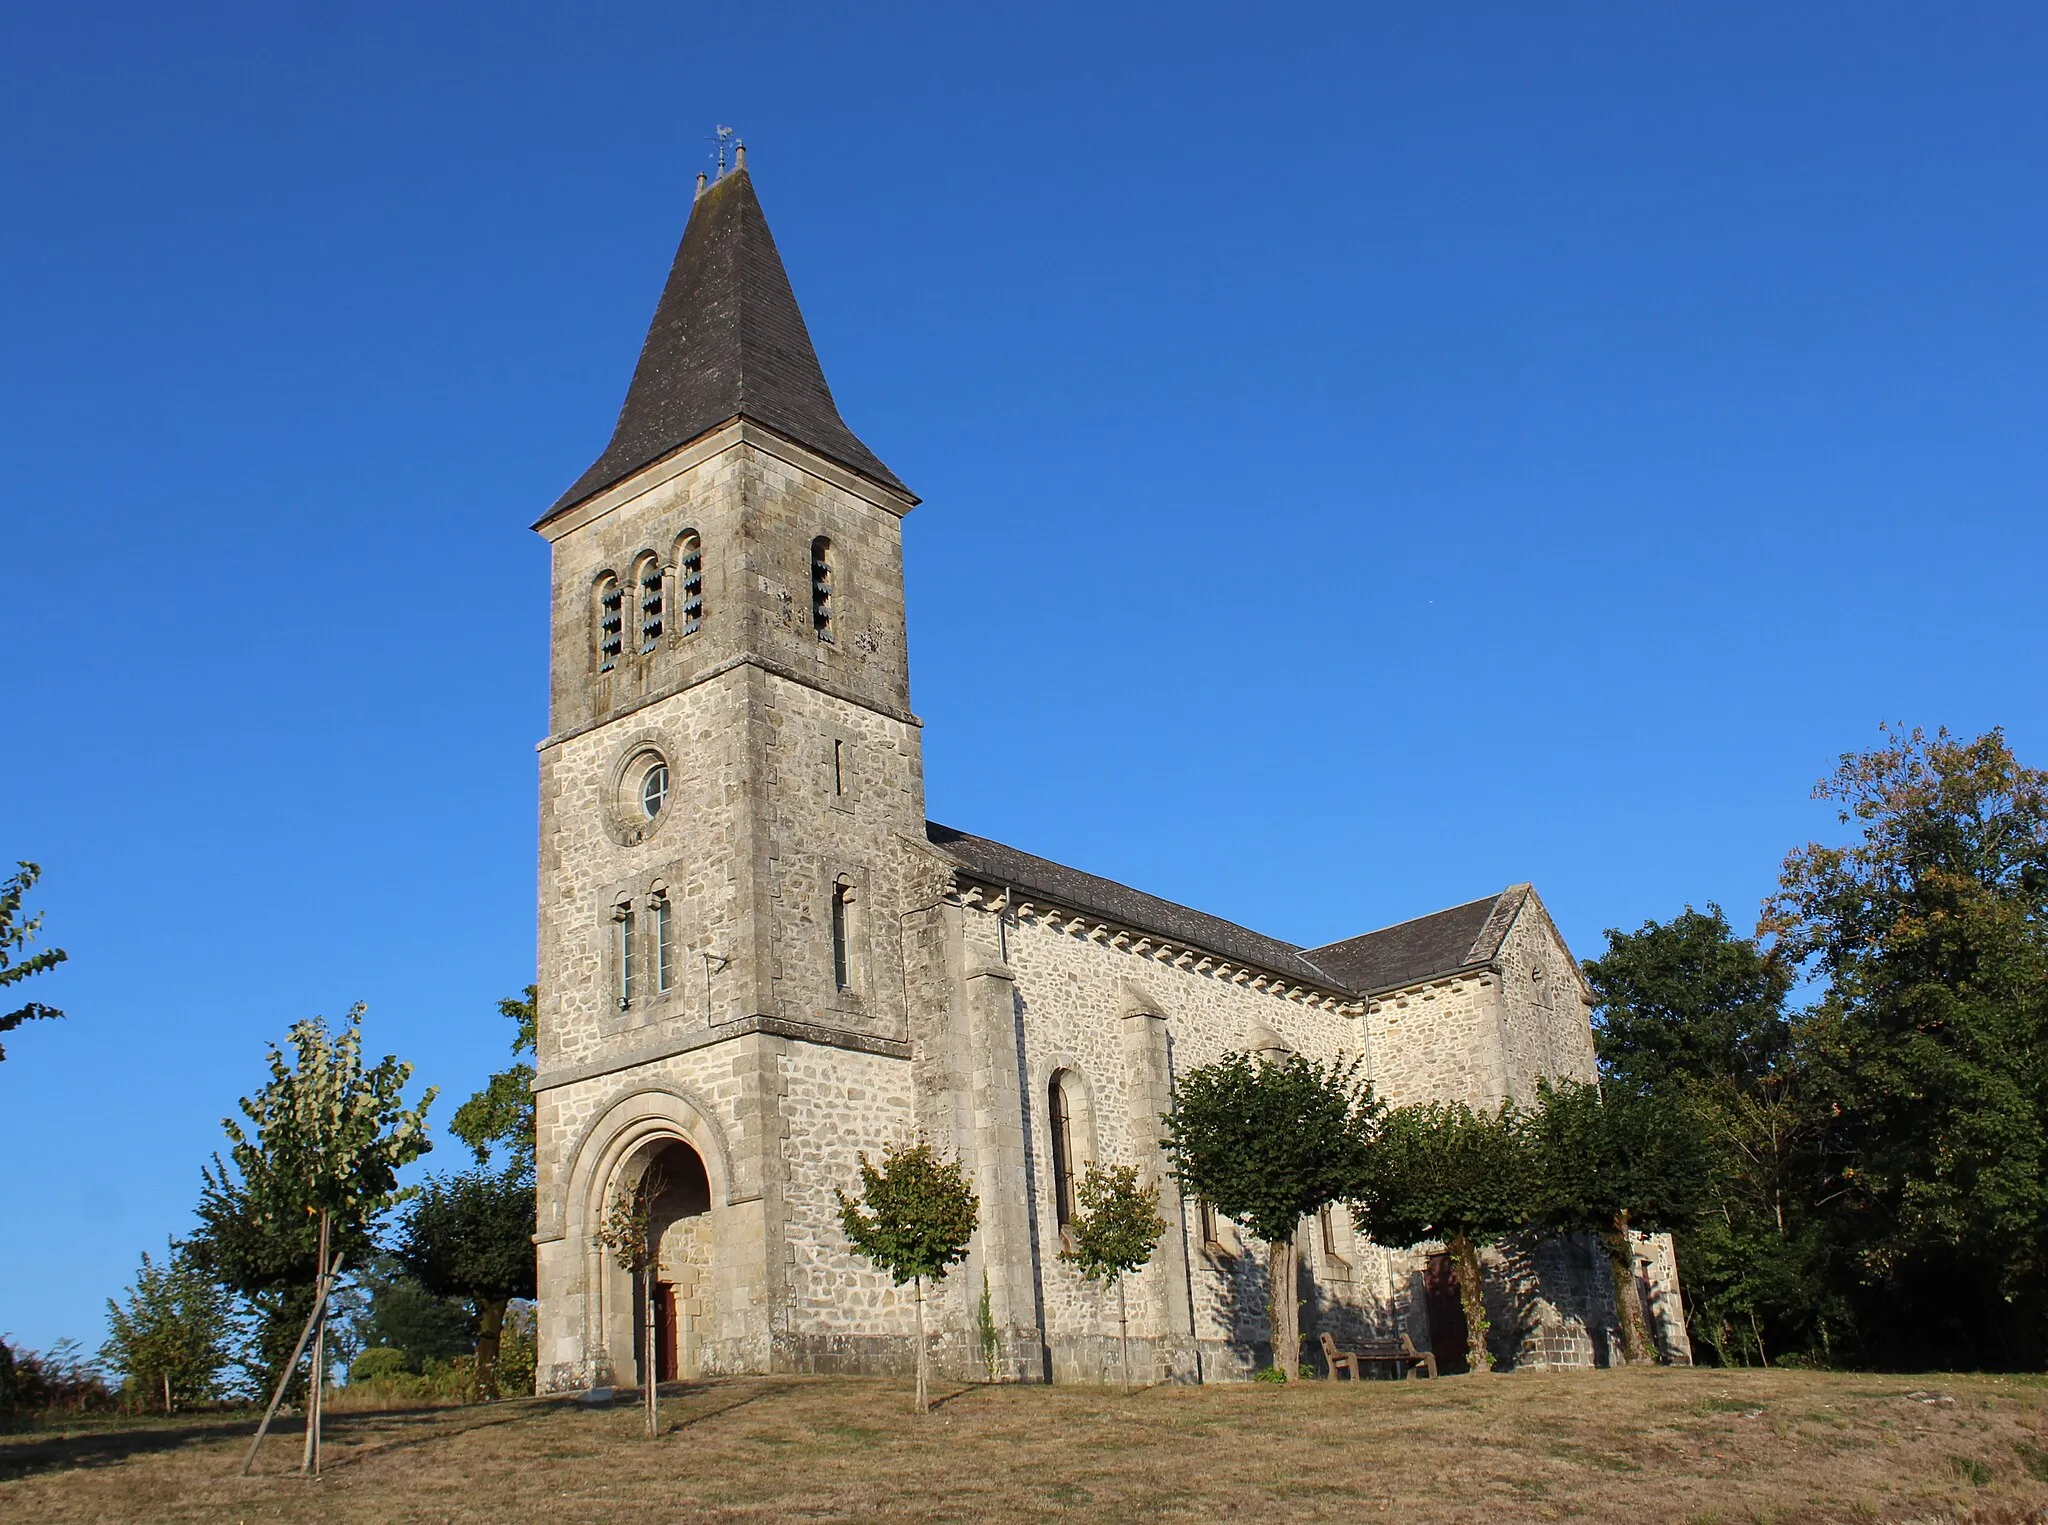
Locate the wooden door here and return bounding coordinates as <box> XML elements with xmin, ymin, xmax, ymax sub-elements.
<box><xmin>1423</xmin><ymin>1253</ymin><xmax>1470</xmax><ymax>1375</ymax></box>
<box><xmin>653</xmin><ymin>1282</ymin><xmax>679</xmax><ymax>1384</ymax></box>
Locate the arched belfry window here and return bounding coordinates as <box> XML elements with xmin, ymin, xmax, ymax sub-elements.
<box><xmin>1049</xmin><ymin>1070</ymin><xmax>1080</xmax><ymax>1234</ymax></box>
<box><xmin>634</xmin><ymin>554</ymin><xmax>664</xmax><ymax>655</ymax></box>
<box><xmin>810</xmin><ymin>537</ymin><xmax>833</xmax><ymax>642</ymax></box>
<box><xmin>594</xmin><ymin>574</ymin><xmax>624</xmax><ymax>673</ymax></box>
<box><xmin>674</xmin><ymin>531</ymin><xmax>704</xmax><ymax>637</ymax></box>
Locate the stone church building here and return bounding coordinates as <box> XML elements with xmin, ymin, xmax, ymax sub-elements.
<box><xmin>529</xmin><ymin>152</ymin><xmax>1687</xmax><ymax>1391</ymax></box>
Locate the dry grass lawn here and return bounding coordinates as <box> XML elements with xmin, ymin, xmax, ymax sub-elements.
<box><xmin>5</xmin><ymin>1367</ymin><xmax>2048</xmax><ymax>1524</ymax></box>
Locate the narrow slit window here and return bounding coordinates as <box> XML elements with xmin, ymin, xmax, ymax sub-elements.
<box><xmin>636</xmin><ymin>556</ymin><xmax>664</xmax><ymax>653</ymax></box>
<box><xmin>653</xmin><ymin>893</ymin><xmax>674</xmax><ymax>994</ymax></box>
<box><xmin>1319</xmin><ymin>1205</ymin><xmax>1339</xmax><ymax>1258</ymax></box>
<box><xmin>830</xmin><ymin>879</ymin><xmax>852</xmax><ymax>991</ymax></box>
<box><xmin>832</xmin><ymin>739</ymin><xmax>845</xmax><ymax>797</ymax></box>
<box><xmin>810</xmin><ymin>537</ymin><xmax>833</xmax><ymax>641</ymax></box>
<box><xmin>676</xmin><ymin>531</ymin><xmax>704</xmax><ymax>637</ymax></box>
<box><xmin>1199</xmin><ymin>1199</ymin><xmax>1220</xmax><ymax>1248</ymax></box>
<box><xmin>614</xmin><ymin>902</ymin><xmax>637</xmax><ymax>1010</ymax></box>
<box><xmin>1049</xmin><ymin>1072</ymin><xmax>1077</xmax><ymax>1231</ymax></box>
<box><xmin>595</xmin><ymin>574</ymin><xmax>624</xmax><ymax>673</ymax></box>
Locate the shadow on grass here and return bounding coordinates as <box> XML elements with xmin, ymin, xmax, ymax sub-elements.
<box><xmin>0</xmin><ymin>1418</ymin><xmax>263</xmax><ymax>1482</ymax></box>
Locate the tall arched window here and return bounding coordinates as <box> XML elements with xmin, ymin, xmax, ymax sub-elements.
<box><xmin>830</xmin><ymin>876</ymin><xmax>855</xmax><ymax>992</ymax></box>
<box><xmin>810</xmin><ymin>537</ymin><xmax>833</xmax><ymax>641</ymax></box>
<box><xmin>674</xmin><ymin>530</ymin><xmax>704</xmax><ymax>637</ymax></box>
<box><xmin>613</xmin><ymin>898</ymin><xmax>637</xmax><ymax>1010</ymax></box>
<box><xmin>651</xmin><ymin>889</ymin><xmax>674</xmax><ymax>995</ymax></box>
<box><xmin>594</xmin><ymin>574</ymin><xmax>624</xmax><ymax>673</ymax></box>
<box><xmin>1048</xmin><ymin>1070</ymin><xmax>1078</xmax><ymax>1234</ymax></box>
<box><xmin>634</xmin><ymin>554</ymin><xmax>664</xmax><ymax>655</ymax></box>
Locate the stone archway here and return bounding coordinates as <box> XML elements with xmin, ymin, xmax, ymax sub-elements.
<box><xmin>602</xmin><ymin>1137</ymin><xmax>713</xmax><ymax>1389</ymax></box>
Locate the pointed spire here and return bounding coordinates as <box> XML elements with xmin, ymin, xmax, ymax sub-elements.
<box><xmin>544</xmin><ymin>163</ymin><xmax>907</xmax><ymax>521</ymax></box>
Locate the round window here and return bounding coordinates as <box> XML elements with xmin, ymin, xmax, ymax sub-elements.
<box><xmin>640</xmin><ymin>761</ymin><xmax>670</xmax><ymax>819</ymax></box>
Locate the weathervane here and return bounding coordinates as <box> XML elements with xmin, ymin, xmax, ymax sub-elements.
<box><xmin>712</xmin><ymin>124</ymin><xmax>739</xmax><ymax>176</ymax></box>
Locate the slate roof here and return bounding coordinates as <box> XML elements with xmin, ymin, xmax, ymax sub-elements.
<box><xmin>1302</xmin><ymin>886</ymin><xmax>1532</xmax><ymax>996</ymax></box>
<box><xmin>926</xmin><ymin>822</ymin><xmax>1535</xmax><ymax>1000</ymax></box>
<box><xmin>541</xmin><ymin>165</ymin><xmax>907</xmax><ymax>524</ymax></box>
<box><xmin>926</xmin><ymin>823</ymin><xmax>1337</xmax><ymax>989</ymax></box>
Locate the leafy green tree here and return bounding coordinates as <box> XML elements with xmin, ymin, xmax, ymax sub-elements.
<box><xmin>1059</xmin><ymin>1163</ymin><xmax>1168</xmax><ymax>1390</ymax></box>
<box><xmin>396</xmin><ymin>1166</ymin><xmax>536</xmax><ymax>1398</ymax></box>
<box><xmin>1590</xmin><ymin>905</ymin><xmax>1793</xmax><ymax>1097</ymax></box>
<box><xmin>1763</xmin><ymin>724</ymin><xmax>2048</xmax><ymax>1367</ymax></box>
<box><xmin>1585</xmin><ymin>907</ymin><xmax>1835</xmax><ymax>1367</ymax></box>
<box><xmin>1356</xmin><ymin>1101</ymin><xmax>1533</xmax><ymax>1373</ymax></box>
<box><xmin>338</xmin><ymin>1254</ymin><xmax>475</xmax><ymax>1374</ymax></box>
<box><xmin>1527</xmin><ymin>1078</ymin><xmax>1712</xmax><ymax>1365</ymax></box>
<box><xmin>0</xmin><ymin>861</ymin><xmax>67</xmax><ymax>1062</ymax></box>
<box><xmin>190</xmin><ymin>1005</ymin><xmax>435</xmax><ymax>1396</ymax></box>
<box><xmin>100</xmin><ymin>1240</ymin><xmax>236</xmax><ymax>1411</ymax></box>
<box><xmin>1159</xmin><ymin>1052</ymin><xmax>1379</xmax><ymax>1380</ymax></box>
<box><xmin>836</xmin><ymin>1139</ymin><xmax>979</xmax><ymax>1412</ymax></box>
<box><xmin>451</xmin><ymin>986</ymin><xmax>537</xmax><ymax>1170</ymax></box>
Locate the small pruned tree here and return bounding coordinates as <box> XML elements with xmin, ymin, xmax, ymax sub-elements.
<box><xmin>190</xmin><ymin>1005</ymin><xmax>436</xmax><ymax>1396</ymax></box>
<box><xmin>1356</xmin><ymin>1101</ymin><xmax>1533</xmax><ymax>1374</ymax></box>
<box><xmin>0</xmin><ymin>861</ymin><xmax>68</xmax><ymax>1062</ymax></box>
<box><xmin>1059</xmin><ymin>1163</ymin><xmax>1168</xmax><ymax>1391</ymax></box>
<box><xmin>1528</xmin><ymin>1078</ymin><xmax>1712</xmax><ymax>1365</ymax></box>
<box><xmin>597</xmin><ymin>1166</ymin><xmax>666</xmax><ymax>1437</ymax></box>
<box><xmin>836</xmin><ymin>1139</ymin><xmax>979</xmax><ymax>1412</ymax></box>
<box><xmin>396</xmin><ymin>1166</ymin><xmax>537</xmax><ymax>1399</ymax></box>
<box><xmin>1160</xmin><ymin>1051</ymin><xmax>1380</xmax><ymax>1380</ymax></box>
<box><xmin>100</xmin><ymin>1240</ymin><xmax>236</xmax><ymax>1411</ymax></box>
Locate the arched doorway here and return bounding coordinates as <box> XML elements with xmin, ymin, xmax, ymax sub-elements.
<box><xmin>605</xmin><ymin>1138</ymin><xmax>712</xmax><ymax>1388</ymax></box>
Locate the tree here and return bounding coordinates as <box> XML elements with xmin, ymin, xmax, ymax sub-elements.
<box><xmin>397</xmin><ymin>1166</ymin><xmax>537</xmax><ymax>1398</ymax></box>
<box><xmin>100</xmin><ymin>1241</ymin><xmax>236</xmax><ymax>1411</ymax></box>
<box><xmin>1589</xmin><ymin>905</ymin><xmax>1793</xmax><ymax>1098</ymax></box>
<box><xmin>1159</xmin><ymin>1051</ymin><xmax>1379</xmax><ymax>1380</ymax></box>
<box><xmin>450</xmin><ymin>986</ymin><xmax>537</xmax><ymax>1171</ymax></box>
<box><xmin>1585</xmin><ymin>907</ymin><xmax>1835</xmax><ymax>1367</ymax></box>
<box><xmin>0</xmin><ymin>861</ymin><xmax>67</xmax><ymax>1062</ymax></box>
<box><xmin>1357</xmin><ymin>1101</ymin><xmax>1533</xmax><ymax>1374</ymax></box>
<box><xmin>1059</xmin><ymin>1163</ymin><xmax>1168</xmax><ymax>1391</ymax></box>
<box><xmin>597</xmin><ymin>1166</ymin><xmax>666</xmax><ymax>1437</ymax></box>
<box><xmin>1762</xmin><ymin>724</ymin><xmax>2048</xmax><ymax>1367</ymax></box>
<box><xmin>190</xmin><ymin>1005</ymin><xmax>435</xmax><ymax>1396</ymax></box>
<box><xmin>836</xmin><ymin>1139</ymin><xmax>979</xmax><ymax>1413</ymax></box>
<box><xmin>1527</xmin><ymin>1078</ymin><xmax>1712</xmax><ymax>1365</ymax></box>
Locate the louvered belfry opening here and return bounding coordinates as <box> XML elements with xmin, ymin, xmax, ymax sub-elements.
<box><xmin>810</xmin><ymin>536</ymin><xmax>833</xmax><ymax>640</ymax></box>
<box><xmin>675</xmin><ymin>531</ymin><xmax>704</xmax><ymax>636</ymax></box>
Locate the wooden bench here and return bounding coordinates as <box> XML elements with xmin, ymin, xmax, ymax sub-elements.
<box><xmin>1321</xmin><ymin>1331</ymin><xmax>1438</xmax><ymax>1381</ymax></box>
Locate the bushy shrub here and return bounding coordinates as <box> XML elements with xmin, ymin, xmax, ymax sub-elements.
<box><xmin>348</xmin><ymin>1347</ymin><xmax>410</xmax><ymax>1385</ymax></box>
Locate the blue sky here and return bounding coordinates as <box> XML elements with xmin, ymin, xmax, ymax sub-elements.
<box><xmin>3</xmin><ymin>2</ymin><xmax>2044</xmax><ymax>1352</ymax></box>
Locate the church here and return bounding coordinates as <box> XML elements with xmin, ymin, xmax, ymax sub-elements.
<box><xmin>528</xmin><ymin>150</ymin><xmax>1688</xmax><ymax>1391</ymax></box>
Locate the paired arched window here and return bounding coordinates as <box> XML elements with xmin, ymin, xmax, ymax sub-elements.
<box><xmin>810</xmin><ymin>537</ymin><xmax>834</xmax><ymax>641</ymax></box>
<box><xmin>594</xmin><ymin>574</ymin><xmax>625</xmax><ymax>673</ymax></box>
<box><xmin>674</xmin><ymin>531</ymin><xmax>704</xmax><ymax>637</ymax></box>
<box><xmin>614</xmin><ymin>888</ymin><xmax>676</xmax><ymax>1010</ymax></box>
<box><xmin>634</xmin><ymin>554</ymin><xmax>664</xmax><ymax>654</ymax></box>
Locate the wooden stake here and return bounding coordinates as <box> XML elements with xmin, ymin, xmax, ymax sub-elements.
<box><xmin>301</xmin><ymin>1211</ymin><xmax>330</xmax><ymax>1475</ymax></box>
<box><xmin>239</xmin><ymin>1239</ymin><xmax>345</xmax><ymax>1477</ymax></box>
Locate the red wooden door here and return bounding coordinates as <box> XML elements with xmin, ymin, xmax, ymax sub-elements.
<box><xmin>653</xmin><ymin>1283</ymin><xmax>679</xmax><ymax>1383</ymax></box>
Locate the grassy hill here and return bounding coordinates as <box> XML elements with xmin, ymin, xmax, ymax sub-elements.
<box><xmin>5</xmin><ymin>1367</ymin><xmax>2047</xmax><ymax>1522</ymax></box>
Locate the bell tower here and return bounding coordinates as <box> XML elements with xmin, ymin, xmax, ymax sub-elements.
<box><xmin>529</xmin><ymin>152</ymin><xmax>932</xmax><ymax>1389</ymax></box>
